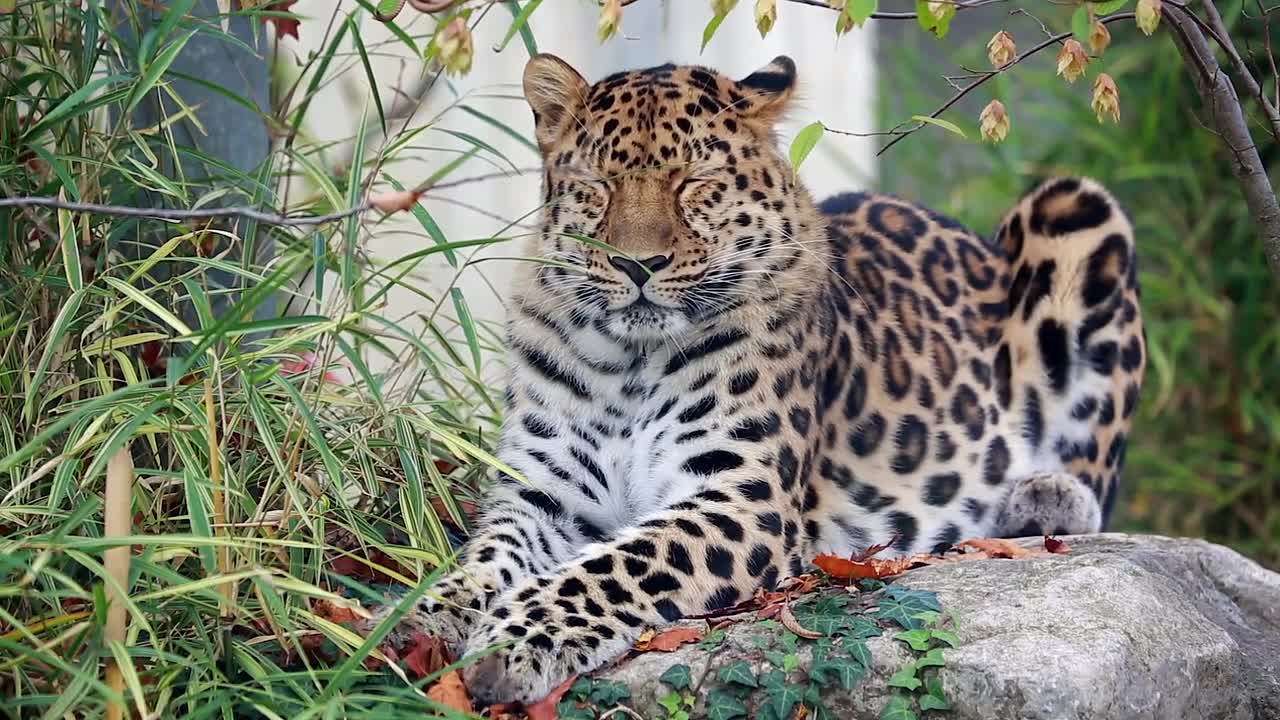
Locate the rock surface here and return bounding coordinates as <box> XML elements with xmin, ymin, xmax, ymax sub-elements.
<box><xmin>593</xmin><ymin>534</ymin><xmax>1280</xmax><ymax>720</ymax></box>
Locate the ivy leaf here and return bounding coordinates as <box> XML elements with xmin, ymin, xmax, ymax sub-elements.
<box><xmin>888</xmin><ymin>664</ymin><xmax>923</xmax><ymax>691</ymax></box>
<box><xmin>930</xmin><ymin>629</ymin><xmax>961</xmax><ymax>648</ymax></box>
<box><xmin>846</xmin><ymin>640</ymin><xmax>873</xmax><ymax>668</ymax></box>
<box><xmin>876</xmin><ymin>587</ymin><xmax>942</xmax><ymax>630</ymax></box>
<box><xmin>920</xmin><ymin>676</ymin><xmax>950</xmax><ymax>711</ymax></box>
<box><xmin>705</xmin><ymin>690</ymin><xmax>748</xmax><ymax>720</ymax></box>
<box><xmin>568</xmin><ymin>677</ymin><xmax>594</xmax><ymax>701</ymax></box>
<box><xmin>760</xmin><ymin>683</ymin><xmax>805</xmax><ymax>720</ymax></box>
<box><xmin>588</xmin><ymin>680</ymin><xmax>631</xmax><ymax>706</ymax></box>
<box><xmin>698</xmin><ymin>629</ymin><xmax>728</xmax><ymax>651</ymax></box>
<box><xmin>555</xmin><ymin>701</ymin><xmax>595</xmax><ymax>720</ymax></box>
<box><xmin>911</xmin><ymin>610</ymin><xmax>942</xmax><ymax>627</ymax></box>
<box><xmin>894</xmin><ymin>629</ymin><xmax>932</xmax><ymax>652</ymax></box>
<box><xmin>810</xmin><ymin>655</ymin><xmax>866</xmax><ymax>690</ymax></box>
<box><xmin>718</xmin><ymin>660</ymin><xmax>759</xmax><ymax>688</ymax></box>
<box><xmin>788</xmin><ymin>122</ymin><xmax>825</xmax><ymax>179</ymax></box>
<box><xmin>660</xmin><ymin>664</ymin><xmax>692</xmax><ymax>691</ymax></box>
<box><xmin>782</xmin><ymin>653</ymin><xmax>800</xmax><ymax>672</ymax></box>
<box><xmin>880</xmin><ymin>694</ymin><xmax>919</xmax><ymax>720</ymax></box>
<box><xmin>659</xmin><ymin>691</ymin><xmax>683</xmax><ymax>715</ymax></box>
<box><xmin>920</xmin><ymin>692</ymin><xmax>951</xmax><ymax>711</ymax></box>
<box><xmin>847</xmin><ymin>616</ymin><xmax>885</xmax><ymax>639</ymax></box>
<box><xmin>758</xmin><ymin>668</ymin><xmax>788</xmax><ymax>690</ymax></box>
<box><xmin>915</xmin><ymin>647</ymin><xmax>947</xmax><ymax>669</ymax></box>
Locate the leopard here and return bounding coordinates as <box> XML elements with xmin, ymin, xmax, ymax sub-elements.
<box><xmin>364</xmin><ymin>53</ymin><xmax>1147</xmax><ymax>705</ymax></box>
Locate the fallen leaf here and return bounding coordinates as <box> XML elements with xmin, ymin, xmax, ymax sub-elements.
<box><xmin>403</xmin><ymin>633</ymin><xmax>451</xmax><ymax>678</ymax></box>
<box><xmin>812</xmin><ymin>553</ymin><xmax>917</xmax><ymax>580</ymax></box>
<box><xmin>778</xmin><ymin>604</ymin><xmax>822</xmax><ymax>640</ymax></box>
<box><xmin>369</xmin><ymin>188</ymin><xmax>424</xmax><ymax>214</ymax></box>
<box><xmin>636</xmin><ymin>626</ymin><xmax>704</xmax><ymax>652</ymax></box>
<box><xmin>955</xmin><ymin>537</ymin><xmax>1047</xmax><ymax>559</ymax></box>
<box><xmin>426</xmin><ymin>669</ymin><xmax>474</xmax><ymax>715</ymax></box>
<box><xmin>310</xmin><ymin>598</ymin><xmax>363</xmax><ymax>624</ymax></box>
<box><xmin>850</xmin><ymin>536</ymin><xmax>897</xmax><ymax>562</ymax></box>
<box><xmin>525</xmin><ymin>674</ymin><xmax>578</xmax><ymax>720</ymax></box>
<box><xmin>1044</xmin><ymin>536</ymin><xmax>1072</xmax><ymax>554</ymax></box>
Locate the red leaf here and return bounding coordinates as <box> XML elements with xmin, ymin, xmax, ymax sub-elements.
<box><xmin>812</xmin><ymin>553</ymin><xmax>916</xmax><ymax>580</ymax></box>
<box><xmin>525</xmin><ymin>674</ymin><xmax>578</xmax><ymax>720</ymax></box>
<box><xmin>635</xmin><ymin>626</ymin><xmax>704</xmax><ymax>652</ymax></box>
<box><xmin>403</xmin><ymin>633</ymin><xmax>451</xmax><ymax>679</ymax></box>
<box><xmin>1044</xmin><ymin>536</ymin><xmax>1072</xmax><ymax>554</ymax></box>
<box><xmin>262</xmin><ymin>0</ymin><xmax>299</xmax><ymax>41</ymax></box>
<box><xmin>426</xmin><ymin>669</ymin><xmax>474</xmax><ymax>715</ymax></box>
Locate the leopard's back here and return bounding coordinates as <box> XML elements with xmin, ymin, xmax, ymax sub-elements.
<box><xmin>802</xmin><ymin>178</ymin><xmax>1144</xmax><ymax>557</ymax></box>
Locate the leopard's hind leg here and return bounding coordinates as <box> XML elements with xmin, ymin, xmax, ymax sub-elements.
<box><xmin>990</xmin><ymin>177</ymin><xmax>1147</xmax><ymax>537</ymax></box>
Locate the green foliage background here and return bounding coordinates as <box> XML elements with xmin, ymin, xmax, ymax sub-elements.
<box><xmin>877</xmin><ymin>1</ymin><xmax>1280</xmax><ymax>566</ymax></box>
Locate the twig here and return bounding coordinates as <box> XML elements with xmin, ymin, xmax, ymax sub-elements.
<box><xmin>375</xmin><ymin>0</ymin><xmax>1009</xmax><ymax>22</ymax></box>
<box><xmin>0</xmin><ymin>196</ymin><xmax>373</xmax><ymax>226</ymax></box>
<box><xmin>0</xmin><ymin>167</ymin><xmax>539</xmax><ymax>227</ymax></box>
<box><xmin>1186</xmin><ymin>0</ymin><xmax>1280</xmax><ymax>141</ymax></box>
<box><xmin>1165</xmin><ymin>1</ymin><xmax>1280</xmax><ymax>274</ymax></box>
<box><xmin>868</xmin><ymin>13</ymin><xmax>1136</xmax><ymax>156</ymax></box>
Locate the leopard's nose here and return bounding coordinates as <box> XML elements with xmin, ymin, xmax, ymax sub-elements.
<box><xmin>609</xmin><ymin>254</ymin><xmax>672</xmax><ymax>287</ymax></box>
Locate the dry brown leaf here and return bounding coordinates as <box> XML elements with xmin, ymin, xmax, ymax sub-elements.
<box><xmin>426</xmin><ymin>669</ymin><xmax>474</xmax><ymax>715</ymax></box>
<box><xmin>369</xmin><ymin>189</ymin><xmax>423</xmax><ymax>214</ymax></box>
<box><xmin>403</xmin><ymin>633</ymin><xmax>451</xmax><ymax>679</ymax></box>
<box><xmin>310</xmin><ymin>598</ymin><xmax>362</xmax><ymax>624</ymax></box>
<box><xmin>850</xmin><ymin>536</ymin><xmax>896</xmax><ymax>562</ymax></box>
<box><xmin>525</xmin><ymin>674</ymin><xmax>578</xmax><ymax>720</ymax></box>
<box><xmin>778</xmin><ymin>605</ymin><xmax>822</xmax><ymax>640</ymax></box>
<box><xmin>955</xmin><ymin>537</ymin><xmax>1047</xmax><ymax>559</ymax></box>
<box><xmin>636</xmin><ymin>626</ymin><xmax>704</xmax><ymax>652</ymax></box>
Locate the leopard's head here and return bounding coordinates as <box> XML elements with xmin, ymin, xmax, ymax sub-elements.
<box><xmin>519</xmin><ymin>54</ymin><xmax>822</xmax><ymax>342</ymax></box>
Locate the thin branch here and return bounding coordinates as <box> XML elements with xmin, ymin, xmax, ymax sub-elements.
<box><xmin>376</xmin><ymin>0</ymin><xmax>1009</xmax><ymax>22</ymax></box>
<box><xmin>1164</xmin><ymin>2</ymin><xmax>1280</xmax><ymax>274</ymax></box>
<box><xmin>0</xmin><ymin>168</ymin><xmax>541</xmax><ymax>227</ymax></box>
<box><xmin>869</xmin><ymin>13</ymin><xmax>1136</xmax><ymax>156</ymax></box>
<box><xmin>0</xmin><ymin>197</ymin><xmax>374</xmax><ymax>227</ymax></box>
<box><xmin>1186</xmin><ymin>0</ymin><xmax>1280</xmax><ymax>141</ymax></box>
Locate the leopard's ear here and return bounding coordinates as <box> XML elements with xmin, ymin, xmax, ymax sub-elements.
<box><xmin>734</xmin><ymin>55</ymin><xmax>797</xmax><ymax>121</ymax></box>
<box><xmin>523</xmin><ymin>53</ymin><xmax>589</xmax><ymax>151</ymax></box>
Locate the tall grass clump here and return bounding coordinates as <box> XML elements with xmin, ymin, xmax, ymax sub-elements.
<box><xmin>0</xmin><ymin>1</ymin><xmax>530</xmax><ymax>716</ymax></box>
<box><xmin>878</xmin><ymin>0</ymin><xmax>1280</xmax><ymax>567</ymax></box>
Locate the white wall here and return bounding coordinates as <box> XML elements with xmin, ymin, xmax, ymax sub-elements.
<box><xmin>289</xmin><ymin>1</ymin><xmax>878</xmax><ymax>382</ymax></box>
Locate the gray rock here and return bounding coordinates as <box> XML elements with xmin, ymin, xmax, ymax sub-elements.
<box><xmin>591</xmin><ymin>534</ymin><xmax>1280</xmax><ymax>720</ymax></box>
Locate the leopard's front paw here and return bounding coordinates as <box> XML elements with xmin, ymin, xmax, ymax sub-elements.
<box><xmin>460</xmin><ymin>595</ymin><xmax>632</xmax><ymax>705</ymax></box>
<box><xmin>357</xmin><ymin>573</ymin><xmax>491</xmax><ymax>656</ymax></box>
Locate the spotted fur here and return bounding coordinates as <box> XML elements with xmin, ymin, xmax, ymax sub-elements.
<box><xmin>364</xmin><ymin>55</ymin><xmax>1147</xmax><ymax>704</ymax></box>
